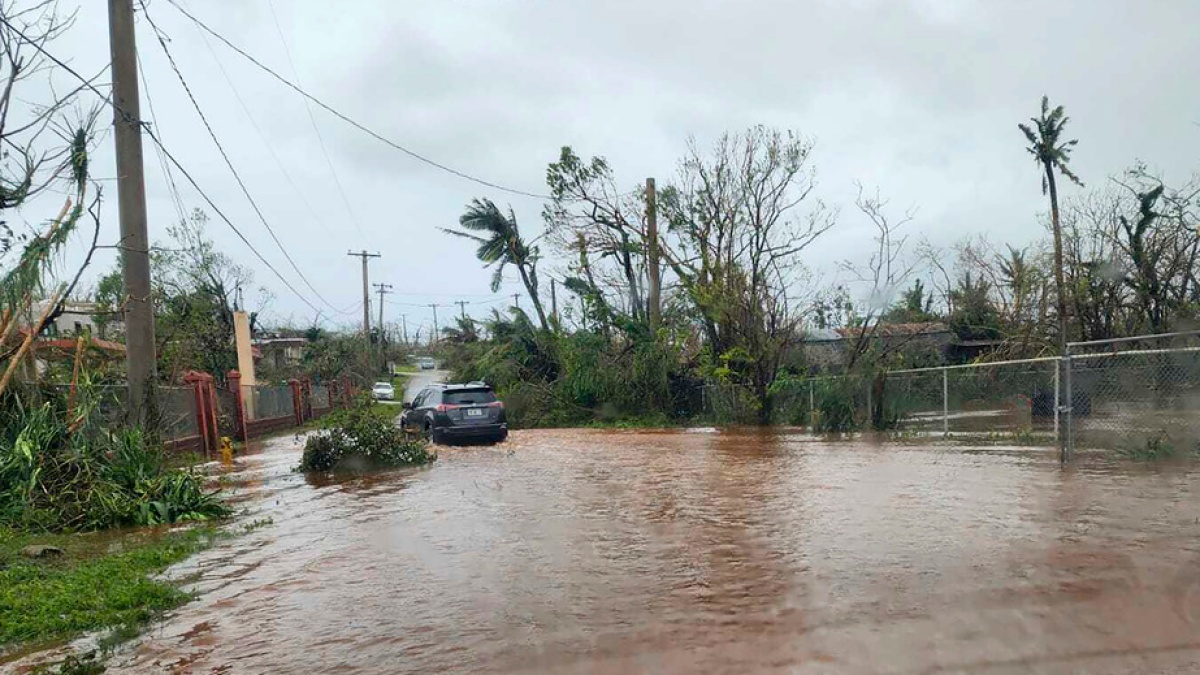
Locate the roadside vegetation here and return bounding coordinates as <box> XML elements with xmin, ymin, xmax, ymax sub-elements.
<box><xmin>298</xmin><ymin>397</ymin><xmax>435</xmax><ymax>473</ymax></box>
<box><xmin>432</xmin><ymin>109</ymin><xmax>1200</xmax><ymax>448</ymax></box>
<box><xmin>0</xmin><ymin>525</ymin><xmax>216</xmax><ymax>651</ymax></box>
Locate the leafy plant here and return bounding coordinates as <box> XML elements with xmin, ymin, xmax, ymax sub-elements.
<box><xmin>298</xmin><ymin>397</ymin><xmax>435</xmax><ymax>473</ymax></box>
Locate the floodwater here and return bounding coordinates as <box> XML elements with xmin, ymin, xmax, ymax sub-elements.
<box><xmin>17</xmin><ymin>428</ymin><xmax>1200</xmax><ymax>674</ymax></box>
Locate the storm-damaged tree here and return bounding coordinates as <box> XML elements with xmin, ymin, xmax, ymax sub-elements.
<box><xmin>543</xmin><ymin>147</ymin><xmax>652</xmax><ymax>332</ymax></box>
<box><xmin>0</xmin><ymin>1</ymin><xmax>105</xmax><ymax>395</ymax></box>
<box><xmin>659</xmin><ymin>127</ymin><xmax>836</xmax><ymax>421</ymax></box>
<box><xmin>444</xmin><ymin>198</ymin><xmax>549</xmax><ymax>331</ymax></box>
<box><xmin>1019</xmin><ymin>96</ymin><xmax>1083</xmax><ymax>352</ymax></box>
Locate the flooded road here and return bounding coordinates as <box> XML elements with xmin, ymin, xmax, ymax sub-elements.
<box><xmin>73</xmin><ymin>430</ymin><xmax>1200</xmax><ymax>672</ymax></box>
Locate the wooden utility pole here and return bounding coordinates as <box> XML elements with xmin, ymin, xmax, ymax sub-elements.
<box><xmin>109</xmin><ymin>0</ymin><xmax>156</xmax><ymax>422</ymax></box>
<box><xmin>646</xmin><ymin>177</ymin><xmax>661</xmax><ymax>330</ymax></box>
<box><xmin>429</xmin><ymin>304</ymin><xmax>440</xmax><ymax>344</ymax></box>
<box><xmin>512</xmin><ymin>293</ymin><xmax>521</xmax><ymax>311</ymax></box>
<box><xmin>347</xmin><ymin>250</ymin><xmax>380</xmax><ymax>334</ymax></box>
<box><xmin>373</xmin><ymin>283</ymin><xmax>392</xmax><ymax>334</ymax></box>
<box><xmin>455</xmin><ymin>300</ymin><xmax>468</xmax><ymax>321</ymax></box>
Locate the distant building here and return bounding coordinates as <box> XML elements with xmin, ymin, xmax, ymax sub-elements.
<box><xmin>802</xmin><ymin>322</ymin><xmax>954</xmax><ymax>371</ymax></box>
<box><xmin>29</xmin><ymin>299</ymin><xmax>124</xmax><ymax>340</ymax></box>
<box><xmin>253</xmin><ymin>336</ymin><xmax>308</xmax><ymax>370</ymax></box>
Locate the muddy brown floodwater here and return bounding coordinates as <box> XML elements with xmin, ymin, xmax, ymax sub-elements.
<box><xmin>39</xmin><ymin>429</ymin><xmax>1200</xmax><ymax>672</ymax></box>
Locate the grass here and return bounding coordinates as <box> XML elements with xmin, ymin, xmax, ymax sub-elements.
<box><xmin>0</xmin><ymin>525</ymin><xmax>218</xmax><ymax>652</ymax></box>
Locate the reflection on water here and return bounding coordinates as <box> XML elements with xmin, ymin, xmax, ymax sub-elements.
<box><xmin>38</xmin><ymin>430</ymin><xmax>1200</xmax><ymax>672</ymax></box>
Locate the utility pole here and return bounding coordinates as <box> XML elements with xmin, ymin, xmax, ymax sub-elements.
<box><xmin>373</xmin><ymin>283</ymin><xmax>392</xmax><ymax>334</ymax></box>
<box><xmin>401</xmin><ymin>314</ymin><xmax>408</xmax><ymax>347</ymax></box>
<box><xmin>429</xmin><ymin>304</ymin><xmax>440</xmax><ymax>344</ymax></box>
<box><xmin>455</xmin><ymin>300</ymin><xmax>469</xmax><ymax>322</ymax></box>
<box><xmin>550</xmin><ymin>278</ymin><xmax>558</xmax><ymax>324</ymax></box>
<box><xmin>109</xmin><ymin>0</ymin><xmax>156</xmax><ymax>422</ymax></box>
<box><xmin>347</xmin><ymin>250</ymin><xmax>380</xmax><ymax>335</ymax></box>
<box><xmin>512</xmin><ymin>293</ymin><xmax>521</xmax><ymax>311</ymax></box>
<box><xmin>646</xmin><ymin>177</ymin><xmax>661</xmax><ymax>330</ymax></box>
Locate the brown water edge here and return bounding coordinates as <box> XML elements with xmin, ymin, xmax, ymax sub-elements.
<box><xmin>11</xmin><ymin>427</ymin><xmax>1200</xmax><ymax>674</ymax></box>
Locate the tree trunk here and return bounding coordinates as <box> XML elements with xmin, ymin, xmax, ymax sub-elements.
<box><xmin>1046</xmin><ymin>163</ymin><xmax>1068</xmax><ymax>353</ymax></box>
<box><xmin>515</xmin><ymin>263</ymin><xmax>550</xmax><ymax>331</ymax></box>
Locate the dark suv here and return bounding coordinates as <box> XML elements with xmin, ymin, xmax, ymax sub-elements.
<box><xmin>401</xmin><ymin>383</ymin><xmax>507</xmax><ymax>444</ymax></box>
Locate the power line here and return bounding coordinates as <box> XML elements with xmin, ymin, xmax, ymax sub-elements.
<box><xmin>139</xmin><ymin>0</ymin><xmax>345</xmax><ymax>314</ymax></box>
<box><xmin>136</xmin><ymin>50</ymin><xmax>187</xmax><ymax>224</ymax></box>
<box><xmin>164</xmin><ymin>0</ymin><xmax>555</xmax><ymax>201</ymax></box>
<box><xmin>182</xmin><ymin>0</ymin><xmax>352</xmax><ymax>270</ymax></box>
<box><xmin>265</xmin><ymin>0</ymin><xmax>363</xmax><ymax>234</ymax></box>
<box><xmin>0</xmin><ymin>14</ymin><xmax>326</xmax><ymax>315</ymax></box>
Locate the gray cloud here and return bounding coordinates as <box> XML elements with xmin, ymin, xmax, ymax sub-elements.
<box><xmin>26</xmin><ymin>0</ymin><xmax>1200</xmax><ymax>330</ymax></box>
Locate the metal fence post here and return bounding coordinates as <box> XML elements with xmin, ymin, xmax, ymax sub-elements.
<box><xmin>942</xmin><ymin>368</ymin><xmax>949</xmax><ymax>436</ymax></box>
<box><xmin>1062</xmin><ymin>348</ymin><xmax>1074</xmax><ymax>463</ymax></box>
<box><xmin>1053</xmin><ymin>360</ymin><xmax>1060</xmax><ymax>443</ymax></box>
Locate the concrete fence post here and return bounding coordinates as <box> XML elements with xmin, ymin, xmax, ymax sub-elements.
<box><xmin>301</xmin><ymin>378</ymin><xmax>313</xmax><ymax>421</ymax></box>
<box><xmin>227</xmin><ymin>370</ymin><xmax>248</xmax><ymax>443</ymax></box>
<box><xmin>182</xmin><ymin>371</ymin><xmax>215</xmax><ymax>458</ymax></box>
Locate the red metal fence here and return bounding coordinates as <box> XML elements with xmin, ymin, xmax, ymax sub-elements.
<box><xmin>166</xmin><ymin>370</ymin><xmax>354</xmax><ymax>458</ymax></box>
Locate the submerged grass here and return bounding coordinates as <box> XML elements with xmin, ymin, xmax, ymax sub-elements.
<box><xmin>0</xmin><ymin>525</ymin><xmax>217</xmax><ymax>651</ymax></box>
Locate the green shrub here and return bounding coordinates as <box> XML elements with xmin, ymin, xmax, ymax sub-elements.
<box><xmin>298</xmin><ymin>399</ymin><xmax>435</xmax><ymax>473</ymax></box>
<box><xmin>0</xmin><ymin>386</ymin><xmax>228</xmax><ymax>532</ymax></box>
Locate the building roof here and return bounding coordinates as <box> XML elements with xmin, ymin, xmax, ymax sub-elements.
<box><xmin>835</xmin><ymin>322</ymin><xmax>949</xmax><ymax>339</ymax></box>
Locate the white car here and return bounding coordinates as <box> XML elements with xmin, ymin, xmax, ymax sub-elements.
<box><xmin>418</xmin><ymin>357</ymin><xmax>436</xmax><ymax>370</ymax></box>
<box><xmin>372</xmin><ymin>381</ymin><xmax>395</xmax><ymax>401</ymax></box>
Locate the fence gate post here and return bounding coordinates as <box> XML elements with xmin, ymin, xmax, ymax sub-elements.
<box><xmin>942</xmin><ymin>368</ymin><xmax>949</xmax><ymax>436</ymax></box>
<box><xmin>1053</xmin><ymin>360</ymin><xmax>1060</xmax><ymax>443</ymax></box>
<box><xmin>289</xmin><ymin>379</ymin><xmax>304</xmax><ymax>426</ymax></box>
<box><xmin>227</xmin><ymin>370</ymin><xmax>248</xmax><ymax>443</ymax></box>
<box><xmin>1064</xmin><ymin>347</ymin><xmax>1074</xmax><ymax>462</ymax></box>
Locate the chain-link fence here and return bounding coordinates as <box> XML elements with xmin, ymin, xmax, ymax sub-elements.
<box><xmin>243</xmin><ymin>384</ymin><xmax>295</xmax><ymax>421</ymax></box>
<box><xmin>310</xmin><ymin>383</ymin><xmax>331</xmax><ymax>410</ymax></box>
<box><xmin>696</xmin><ymin>330</ymin><xmax>1200</xmax><ymax>456</ymax></box>
<box><xmin>159</xmin><ymin>386</ymin><xmax>199</xmax><ymax>439</ymax></box>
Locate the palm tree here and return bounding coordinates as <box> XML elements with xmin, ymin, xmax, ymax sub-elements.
<box><xmin>443</xmin><ymin>198</ymin><xmax>549</xmax><ymax>330</ymax></box>
<box><xmin>1019</xmin><ymin>96</ymin><xmax>1083</xmax><ymax>352</ymax></box>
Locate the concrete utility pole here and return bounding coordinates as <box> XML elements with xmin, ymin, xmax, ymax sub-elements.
<box><xmin>646</xmin><ymin>177</ymin><xmax>661</xmax><ymax>330</ymax></box>
<box><xmin>347</xmin><ymin>250</ymin><xmax>380</xmax><ymax>334</ymax></box>
<box><xmin>373</xmin><ymin>283</ymin><xmax>392</xmax><ymax>335</ymax></box>
<box><xmin>455</xmin><ymin>300</ymin><xmax>469</xmax><ymax>322</ymax></box>
<box><xmin>109</xmin><ymin>0</ymin><xmax>156</xmax><ymax>422</ymax></box>
<box><xmin>401</xmin><ymin>314</ymin><xmax>408</xmax><ymax>346</ymax></box>
<box><xmin>429</xmin><ymin>304</ymin><xmax>440</xmax><ymax>344</ymax></box>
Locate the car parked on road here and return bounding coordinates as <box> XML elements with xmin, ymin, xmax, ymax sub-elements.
<box><xmin>372</xmin><ymin>381</ymin><xmax>395</xmax><ymax>401</ymax></box>
<box><xmin>418</xmin><ymin>357</ymin><xmax>436</xmax><ymax>370</ymax></box>
<box><xmin>401</xmin><ymin>383</ymin><xmax>507</xmax><ymax>444</ymax></box>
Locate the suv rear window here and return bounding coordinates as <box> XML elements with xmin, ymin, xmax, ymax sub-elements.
<box><xmin>442</xmin><ymin>389</ymin><xmax>496</xmax><ymax>405</ymax></box>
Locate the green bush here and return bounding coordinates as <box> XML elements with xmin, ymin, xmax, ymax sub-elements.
<box><xmin>0</xmin><ymin>386</ymin><xmax>228</xmax><ymax>532</ymax></box>
<box><xmin>298</xmin><ymin>399</ymin><xmax>435</xmax><ymax>473</ymax></box>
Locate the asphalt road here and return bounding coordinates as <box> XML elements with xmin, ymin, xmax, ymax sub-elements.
<box><xmin>399</xmin><ymin>368</ymin><xmax>449</xmax><ymax>402</ymax></box>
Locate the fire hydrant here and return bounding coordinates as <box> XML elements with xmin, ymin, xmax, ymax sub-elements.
<box><xmin>220</xmin><ymin>436</ymin><xmax>235</xmax><ymax>464</ymax></box>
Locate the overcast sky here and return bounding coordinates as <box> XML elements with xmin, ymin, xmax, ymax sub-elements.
<box><xmin>23</xmin><ymin>0</ymin><xmax>1200</xmax><ymax>336</ymax></box>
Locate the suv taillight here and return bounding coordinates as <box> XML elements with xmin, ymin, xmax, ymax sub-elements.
<box><xmin>488</xmin><ymin>401</ymin><xmax>504</xmax><ymax>408</ymax></box>
<box><xmin>435</xmin><ymin>404</ymin><xmax>460</xmax><ymax>412</ymax></box>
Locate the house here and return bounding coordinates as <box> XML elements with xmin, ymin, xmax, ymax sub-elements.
<box><xmin>802</xmin><ymin>322</ymin><xmax>954</xmax><ymax>372</ymax></box>
<box><xmin>253</xmin><ymin>336</ymin><xmax>308</xmax><ymax>370</ymax></box>
<box><xmin>30</xmin><ymin>299</ymin><xmax>124</xmax><ymax>339</ymax></box>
